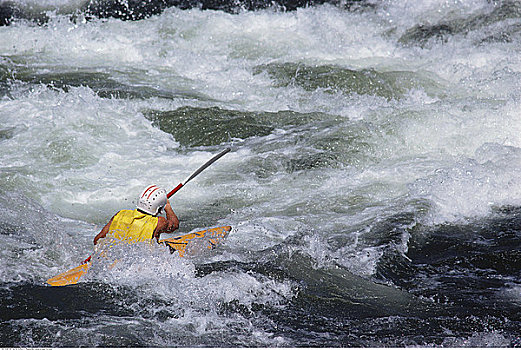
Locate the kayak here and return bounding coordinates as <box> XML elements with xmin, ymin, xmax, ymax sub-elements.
<box><xmin>46</xmin><ymin>225</ymin><xmax>231</xmax><ymax>287</ymax></box>
<box><xmin>159</xmin><ymin>225</ymin><xmax>231</xmax><ymax>257</ymax></box>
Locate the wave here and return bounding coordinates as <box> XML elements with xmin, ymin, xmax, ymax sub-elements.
<box><xmin>0</xmin><ymin>0</ymin><xmax>373</xmax><ymax>25</ymax></box>
<box><xmin>398</xmin><ymin>0</ymin><xmax>521</xmax><ymax>47</ymax></box>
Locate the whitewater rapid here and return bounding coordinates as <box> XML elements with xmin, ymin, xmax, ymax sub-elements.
<box><xmin>1</xmin><ymin>0</ymin><xmax>521</xmax><ymax>346</ymax></box>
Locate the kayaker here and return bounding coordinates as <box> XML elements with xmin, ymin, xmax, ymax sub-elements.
<box><xmin>93</xmin><ymin>185</ymin><xmax>179</xmax><ymax>245</ymax></box>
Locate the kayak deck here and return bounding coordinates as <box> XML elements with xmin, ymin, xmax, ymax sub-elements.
<box><xmin>159</xmin><ymin>225</ymin><xmax>231</xmax><ymax>257</ymax></box>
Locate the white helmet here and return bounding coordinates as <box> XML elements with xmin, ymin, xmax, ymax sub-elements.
<box><xmin>137</xmin><ymin>185</ymin><xmax>167</xmax><ymax>216</ymax></box>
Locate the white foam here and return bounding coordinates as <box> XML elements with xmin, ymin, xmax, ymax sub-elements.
<box><xmin>0</xmin><ymin>191</ymin><xmax>94</xmax><ymax>283</ymax></box>
<box><xmin>79</xmin><ymin>239</ymin><xmax>295</xmax><ymax>346</ymax></box>
<box><xmin>380</xmin><ymin>0</ymin><xmax>492</xmax><ymax>31</ymax></box>
<box><xmin>1</xmin><ymin>5</ymin><xmax>521</xmax><ymax>339</ymax></box>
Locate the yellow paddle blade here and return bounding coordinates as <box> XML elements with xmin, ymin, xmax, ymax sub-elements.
<box><xmin>159</xmin><ymin>225</ymin><xmax>231</xmax><ymax>257</ymax></box>
<box><xmin>46</xmin><ymin>262</ymin><xmax>91</xmax><ymax>287</ymax></box>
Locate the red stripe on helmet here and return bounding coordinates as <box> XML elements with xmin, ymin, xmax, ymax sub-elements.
<box><xmin>141</xmin><ymin>185</ymin><xmax>157</xmax><ymax>198</ymax></box>
<box><xmin>146</xmin><ymin>186</ymin><xmax>159</xmax><ymax>199</ymax></box>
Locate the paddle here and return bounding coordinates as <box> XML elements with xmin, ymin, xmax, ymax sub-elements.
<box><xmin>167</xmin><ymin>147</ymin><xmax>231</xmax><ymax>198</ymax></box>
<box><xmin>48</xmin><ymin>148</ymin><xmax>231</xmax><ymax>286</ymax></box>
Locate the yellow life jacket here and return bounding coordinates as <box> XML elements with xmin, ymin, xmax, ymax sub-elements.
<box><xmin>108</xmin><ymin>209</ymin><xmax>159</xmax><ymax>244</ymax></box>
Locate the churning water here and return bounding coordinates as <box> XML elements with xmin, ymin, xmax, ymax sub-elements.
<box><xmin>1</xmin><ymin>0</ymin><xmax>521</xmax><ymax>346</ymax></box>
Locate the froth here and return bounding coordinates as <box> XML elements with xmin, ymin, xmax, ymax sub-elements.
<box><xmin>87</xmin><ymin>241</ymin><xmax>295</xmax><ymax>319</ymax></box>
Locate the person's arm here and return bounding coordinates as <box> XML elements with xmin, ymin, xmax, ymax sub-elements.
<box><xmin>94</xmin><ymin>215</ymin><xmax>115</xmax><ymax>245</ymax></box>
<box><xmin>153</xmin><ymin>200</ymin><xmax>179</xmax><ymax>242</ymax></box>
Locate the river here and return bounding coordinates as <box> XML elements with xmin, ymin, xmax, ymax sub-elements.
<box><xmin>1</xmin><ymin>0</ymin><xmax>521</xmax><ymax>346</ymax></box>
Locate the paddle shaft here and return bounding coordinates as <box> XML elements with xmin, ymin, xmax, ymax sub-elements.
<box><xmin>83</xmin><ymin>148</ymin><xmax>231</xmax><ymax>265</ymax></box>
<box><xmin>167</xmin><ymin>148</ymin><xmax>230</xmax><ymax>198</ymax></box>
